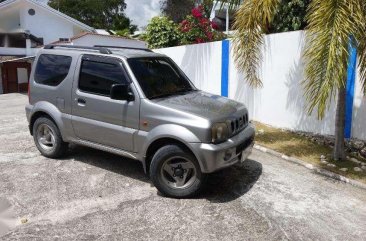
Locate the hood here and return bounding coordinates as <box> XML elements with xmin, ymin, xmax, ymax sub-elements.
<box><xmin>153</xmin><ymin>91</ymin><xmax>245</xmax><ymax>121</ymax></box>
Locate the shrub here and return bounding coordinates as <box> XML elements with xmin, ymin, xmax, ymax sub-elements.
<box><xmin>145</xmin><ymin>16</ymin><xmax>181</xmax><ymax>49</ymax></box>
<box><xmin>115</xmin><ymin>29</ymin><xmax>131</xmax><ymax>37</ymax></box>
<box><xmin>179</xmin><ymin>5</ymin><xmax>226</xmax><ymax>45</ymax></box>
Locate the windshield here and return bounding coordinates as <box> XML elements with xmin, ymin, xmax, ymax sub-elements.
<box><xmin>127</xmin><ymin>57</ymin><xmax>196</xmax><ymax>99</ymax></box>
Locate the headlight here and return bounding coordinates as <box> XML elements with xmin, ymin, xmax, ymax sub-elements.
<box><xmin>211</xmin><ymin>122</ymin><xmax>229</xmax><ymax>143</ymax></box>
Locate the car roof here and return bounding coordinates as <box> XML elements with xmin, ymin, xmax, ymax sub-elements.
<box><xmin>40</xmin><ymin>45</ymin><xmax>166</xmax><ymax>59</ymax></box>
<box><xmin>110</xmin><ymin>49</ymin><xmax>165</xmax><ymax>59</ymax></box>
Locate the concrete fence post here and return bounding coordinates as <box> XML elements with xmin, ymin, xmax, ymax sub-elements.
<box><xmin>221</xmin><ymin>39</ymin><xmax>230</xmax><ymax>97</ymax></box>
<box><xmin>345</xmin><ymin>41</ymin><xmax>358</xmax><ymax>139</ymax></box>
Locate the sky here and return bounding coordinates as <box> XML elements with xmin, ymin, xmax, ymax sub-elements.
<box><xmin>125</xmin><ymin>0</ymin><xmax>161</xmax><ymax>30</ymax></box>
<box><xmin>39</xmin><ymin>0</ymin><xmax>161</xmax><ymax>30</ymax></box>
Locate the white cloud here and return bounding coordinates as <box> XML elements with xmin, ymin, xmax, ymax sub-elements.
<box><xmin>125</xmin><ymin>0</ymin><xmax>161</xmax><ymax>30</ymax></box>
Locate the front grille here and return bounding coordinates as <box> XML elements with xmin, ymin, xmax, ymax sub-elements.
<box><xmin>230</xmin><ymin>113</ymin><xmax>248</xmax><ymax>134</ymax></box>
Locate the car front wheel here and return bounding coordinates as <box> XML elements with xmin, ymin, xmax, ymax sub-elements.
<box><xmin>150</xmin><ymin>144</ymin><xmax>206</xmax><ymax>198</ymax></box>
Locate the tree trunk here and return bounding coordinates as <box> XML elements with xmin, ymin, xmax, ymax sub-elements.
<box><xmin>333</xmin><ymin>87</ymin><xmax>346</xmax><ymax>161</ymax></box>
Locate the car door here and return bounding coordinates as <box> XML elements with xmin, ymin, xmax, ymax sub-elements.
<box><xmin>71</xmin><ymin>54</ymin><xmax>139</xmax><ymax>152</ymax></box>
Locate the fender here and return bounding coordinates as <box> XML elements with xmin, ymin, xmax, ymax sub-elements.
<box><xmin>138</xmin><ymin>124</ymin><xmax>205</xmax><ymax>172</ymax></box>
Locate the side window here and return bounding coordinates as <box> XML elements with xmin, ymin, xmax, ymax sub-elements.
<box><xmin>34</xmin><ymin>54</ymin><xmax>72</xmax><ymax>86</ymax></box>
<box><xmin>78</xmin><ymin>57</ymin><xmax>129</xmax><ymax>96</ymax></box>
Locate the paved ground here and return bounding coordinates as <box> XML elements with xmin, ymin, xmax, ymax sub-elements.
<box><xmin>0</xmin><ymin>93</ymin><xmax>365</xmax><ymax>241</ymax></box>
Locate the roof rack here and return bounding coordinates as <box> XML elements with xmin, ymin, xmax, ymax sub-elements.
<box><xmin>94</xmin><ymin>45</ymin><xmax>153</xmax><ymax>52</ymax></box>
<box><xmin>44</xmin><ymin>45</ymin><xmax>112</xmax><ymax>54</ymax></box>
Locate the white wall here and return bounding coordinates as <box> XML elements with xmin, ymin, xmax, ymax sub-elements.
<box><xmin>0</xmin><ymin>47</ymin><xmax>38</xmax><ymax>56</ymax></box>
<box><xmin>229</xmin><ymin>31</ymin><xmax>337</xmax><ymax>136</ymax></box>
<box><xmin>156</xmin><ymin>31</ymin><xmax>366</xmax><ymax>140</ymax></box>
<box><xmin>155</xmin><ymin>41</ymin><xmax>222</xmax><ymax>95</ymax></box>
<box><xmin>20</xmin><ymin>2</ymin><xmax>76</xmax><ymax>44</ymax></box>
<box><xmin>352</xmin><ymin>69</ymin><xmax>366</xmax><ymax>140</ymax></box>
<box><xmin>0</xmin><ymin>5</ymin><xmax>20</xmax><ymax>31</ymax></box>
<box><xmin>0</xmin><ymin>1</ymin><xmax>88</xmax><ymax>45</ymax></box>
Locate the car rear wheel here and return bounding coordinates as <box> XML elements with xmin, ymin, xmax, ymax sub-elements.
<box><xmin>33</xmin><ymin>117</ymin><xmax>68</xmax><ymax>158</ymax></box>
<box><xmin>150</xmin><ymin>144</ymin><xmax>206</xmax><ymax>198</ymax></box>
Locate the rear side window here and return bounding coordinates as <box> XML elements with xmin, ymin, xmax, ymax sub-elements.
<box><xmin>34</xmin><ymin>54</ymin><xmax>72</xmax><ymax>86</ymax></box>
<box><xmin>78</xmin><ymin>57</ymin><xmax>129</xmax><ymax>96</ymax></box>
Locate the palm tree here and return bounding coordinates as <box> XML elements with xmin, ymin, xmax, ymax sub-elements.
<box><xmin>214</xmin><ymin>0</ymin><xmax>366</xmax><ymax>161</ymax></box>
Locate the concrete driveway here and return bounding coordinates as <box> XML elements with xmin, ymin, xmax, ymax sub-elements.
<box><xmin>0</xmin><ymin>93</ymin><xmax>365</xmax><ymax>241</ymax></box>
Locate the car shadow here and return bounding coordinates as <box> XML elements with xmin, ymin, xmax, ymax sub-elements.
<box><xmin>66</xmin><ymin>144</ymin><xmax>150</xmax><ymax>183</ymax></box>
<box><xmin>199</xmin><ymin>159</ymin><xmax>262</xmax><ymax>203</ymax></box>
<box><xmin>66</xmin><ymin>145</ymin><xmax>262</xmax><ymax>203</ymax></box>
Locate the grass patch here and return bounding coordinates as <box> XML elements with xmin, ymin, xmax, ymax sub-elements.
<box><xmin>254</xmin><ymin>122</ymin><xmax>366</xmax><ymax>184</ymax></box>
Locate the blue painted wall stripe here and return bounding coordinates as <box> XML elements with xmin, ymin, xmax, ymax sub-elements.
<box><xmin>221</xmin><ymin>40</ymin><xmax>230</xmax><ymax>97</ymax></box>
<box><xmin>345</xmin><ymin>41</ymin><xmax>357</xmax><ymax>139</ymax></box>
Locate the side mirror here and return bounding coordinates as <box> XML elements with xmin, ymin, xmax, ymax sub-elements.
<box><xmin>110</xmin><ymin>84</ymin><xmax>135</xmax><ymax>101</ymax></box>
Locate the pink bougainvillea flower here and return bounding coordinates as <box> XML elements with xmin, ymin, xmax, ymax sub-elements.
<box><xmin>199</xmin><ymin>18</ymin><xmax>209</xmax><ymax>26</ymax></box>
<box><xmin>195</xmin><ymin>38</ymin><xmax>204</xmax><ymax>43</ymax></box>
<box><xmin>181</xmin><ymin>25</ymin><xmax>191</xmax><ymax>32</ymax></box>
<box><xmin>181</xmin><ymin>19</ymin><xmax>189</xmax><ymax>26</ymax></box>
<box><xmin>180</xmin><ymin>19</ymin><xmax>191</xmax><ymax>32</ymax></box>
<box><xmin>206</xmin><ymin>31</ymin><xmax>213</xmax><ymax>40</ymax></box>
<box><xmin>192</xmin><ymin>7</ymin><xmax>203</xmax><ymax>18</ymax></box>
<box><xmin>211</xmin><ymin>21</ymin><xmax>219</xmax><ymax>30</ymax></box>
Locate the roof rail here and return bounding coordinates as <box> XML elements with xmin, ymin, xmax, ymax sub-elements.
<box><xmin>94</xmin><ymin>45</ymin><xmax>153</xmax><ymax>52</ymax></box>
<box><xmin>44</xmin><ymin>45</ymin><xmax>112</xmax><ymax>54</ymax></box>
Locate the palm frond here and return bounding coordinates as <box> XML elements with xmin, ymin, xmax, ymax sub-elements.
<box><xmin>303</xmin><ymin>0</ymin><xmax>366</xmax><ymax>118</ymax></box>
<box><xmin>209</xmin><ymin>0</ymin><xmax>243</xmax><ymax>10</ymax></box>
<box><xmin>356</xmin><ymin>0</ymin><xmax>366</xmax><ymax>95</ymax></box>
<box><xmin>232</xmin><ymin>0</ymin><xmax>280</xmax><ymax>87</ymax></box>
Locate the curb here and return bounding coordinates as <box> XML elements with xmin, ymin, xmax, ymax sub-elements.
<box><xmin>253</xmin><ymin>144</ymin><xmax>366</xmax><ymax>191</ymax></box>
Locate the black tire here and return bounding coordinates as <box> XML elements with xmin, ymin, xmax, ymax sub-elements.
<box><xmin>33</xmin><ymin>117</ymin><xmax>68</xmax><ymax>158</ymax></box>
<box><xmin>150</xmin><ymin>144</ymin><xmax>206</xmax><ymax>198</ymax></box>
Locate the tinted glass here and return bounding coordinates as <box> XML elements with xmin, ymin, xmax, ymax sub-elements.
<box><xmin>79</xmin><ymin>59</ymin><xmax>128</xmax><ymax>96</ymax></box>
<box><xmin>127</xmin><ymin>57</ymin><xmax>195</xmax><ymax>99</ymax></box>
<box><xmin>34</xmin><ymin>54</ymin><xmax>72</xmax><ymax>86</ymax></box>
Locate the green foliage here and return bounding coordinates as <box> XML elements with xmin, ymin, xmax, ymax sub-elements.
<box><xmin>179</xmin><ymin>6</ymin><xmax>226</xmax><ymax>45</ymax></box>
<box><xmin>160</xmin><ymin>0</ymin><xmax>195</xmax><ymax>23</ymax></box>
<box><xmin>232</xmin><ymin>0</ymin><xmax>281</xmax><ymax>87</ymax></box>
<box><xmin>145</xmin><ymin>5</ymin><xmax>226</xmax><ymax>48</ymax></box>
<box><xmin>228</xmin><ymin>0</ymin><xmax>366</xmax><ymax>118</ymax></box>
<box><xmin>48</xmin><ymin>0</ymin><xmax>134</xmax><ymax>31</ymax></box>
<box><xmin>357</xmin><ymin>1</ymin><xmax>366</xmax><ymax>95</ymax></box>
<box><xmin>303</xmin><ymin>0</ymin><xmax>366</xmax><ymax>118</ymax></box>
<box><xmin>220</xmin><ymin>0</ymin><xmax>366</xmax><ymax>159</ymax></box>
<box><xmin>129</xmin><ymin>24</ymin><xmax>138</xmax><ymax>34</ymax></box>
<box><xmin>145</xmin><ymin>17</ymin><xmax>181</xmax><ymax>49</ymax></box>
<box><xmin>115</xmin><ymin>29</ymin><xmax>131</xmax><ymax>37</ymax></box>
<box><xmin>270</xmin><ymin>0</ymin><xmax>310</xmax><ymax>33</ymax></box>
<box><xmin>200</xmin><ymin>0</ymin><xmax>214</xmax><ymax>18</ymax></box>
<box><xmin>211</xmin><ymin>0</ymin><xmax>309</xmax><ymax>33</ymax></box>
<box><xmin>115</xmin><ymin>24</ymin><xmax>138</xmax><ymax>37</ymax></box>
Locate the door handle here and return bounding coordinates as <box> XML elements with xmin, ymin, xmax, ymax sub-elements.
<box><xmin>77</xmin><ymin>98</ymin><xmax>86</xmax><ymax>106</ymax></box>
<box><xmin>77</xmin><ymin>98</ymin><xmax>86</xmax><ymax>104</ymax></box>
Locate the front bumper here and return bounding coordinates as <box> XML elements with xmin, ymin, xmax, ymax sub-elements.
<box><xmin>190</xmin><ymin>123</ymin><xmax>255</xmax><ymax>173</ymax></box>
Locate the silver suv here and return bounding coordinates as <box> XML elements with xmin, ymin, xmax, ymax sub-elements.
<box><xmin>26</xmin><ymin>45</ymin><xmax>255</xmax><ymax>198</ymax></box>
